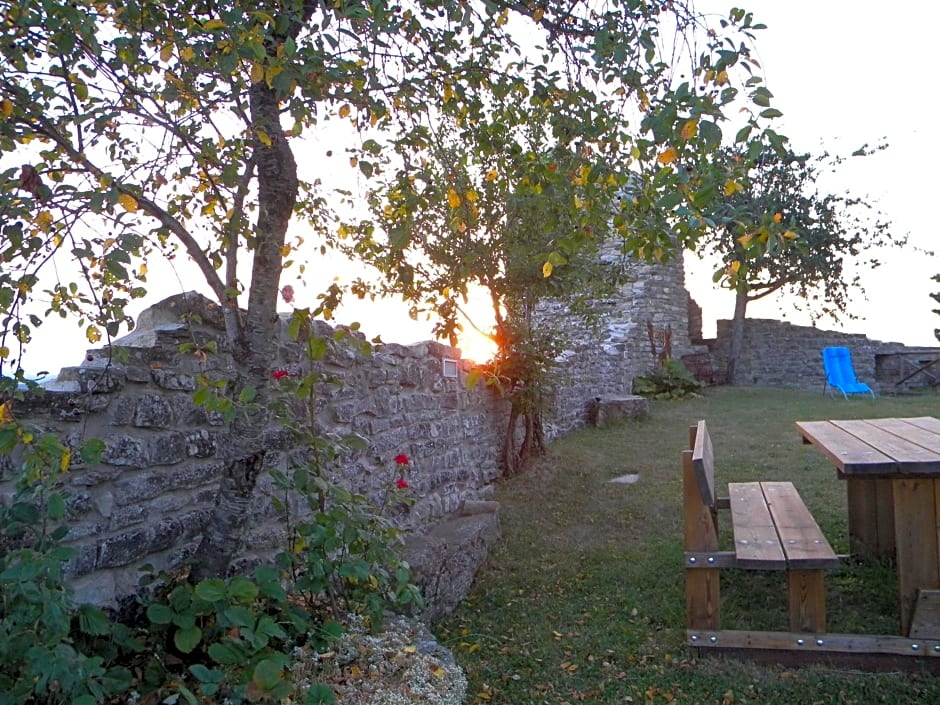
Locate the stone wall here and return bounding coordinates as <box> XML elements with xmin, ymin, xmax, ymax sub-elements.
<box><xmin>5</xmin><ymin>257</ymin><xmax>698</xmax><ymax>610</ymax></box>
<box><xmin>5</xmin><ymin>294</ymin><xmax>507</xmax><ymax>606</ymax></box>
<box><xmin>540</xmin><ymin>254</ymin><xmax>702</xmax><ymax>437</ymax></box>
<box><xmin>708</xmin><ymin>318</ymin><xmax>940</xmax><ymax>393</ymax></box>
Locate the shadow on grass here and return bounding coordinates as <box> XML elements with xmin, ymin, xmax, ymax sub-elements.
<box><xmin>435</xmin><ymin>386</ymin><xmax>940</xmax><ymax>704</ymax></box>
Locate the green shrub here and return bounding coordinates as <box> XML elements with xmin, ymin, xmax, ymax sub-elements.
<box><xmin>632</xmin><ymin>358</ymin><xmax>703</xmax><ymax>400</ymax></box>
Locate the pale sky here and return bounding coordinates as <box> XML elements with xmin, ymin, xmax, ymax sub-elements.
<box><xmin>687</xmin><ymin>0</ymin><xmax>939</xmax><ymax>346</ymax></box>
<box><xmin>19</xmin><ymin>1</ymin><xmax>940</xmax><ymax>377</ymax></box>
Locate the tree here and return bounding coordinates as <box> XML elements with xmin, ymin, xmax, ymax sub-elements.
<box><xmin>0</xmin><ymin>0</ymin><xmax>778</xmax><ymax>573</ymax></box>
<box><xmin>350</xmin><ymin>105</ymin><xmax>627</xmax><ymax>472</ymax></box>
<box><xmin>699</xmin><ymin>143</ymin><xmax>899</xmax><ymax>384</ymax></box>
<box><xmin>341</xmin><ymin>9</ymin><xmax>780</xmax><ymax>471</ymax></box>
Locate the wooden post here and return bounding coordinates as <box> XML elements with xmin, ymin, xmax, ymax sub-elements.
<box><xmin>684</xmin><ymin>448</ymin><xmax>720</xmax><ymax>630</ymax></box>
<box><xmin>788</xmin><ymin>570</ymin><xmax>826</xmax><ymax>633</ymax></box>
<box><xmin>894</xmin><ymin>478</ymin><xmax>940</xmax><ymax>634</ymax></box>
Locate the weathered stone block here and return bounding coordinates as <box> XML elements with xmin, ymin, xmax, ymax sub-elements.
<box><xmin>403</xmin><ymin>506</ymin><xmax>501</xmax><ymax>623</ymax></box>
<box><xmin>592</xmin><ymin>395</ymin><xmax>650</xmax><ymax>428</ymax></box>
<box><xmin>186</xmin><ymin>429</ymin><xmax>217</xmax><ymax>458</ymax></box>
<box><xmin>133</xmin><ymin>394</ymin><xmax>175</xmax><ymax>428</ymax></box>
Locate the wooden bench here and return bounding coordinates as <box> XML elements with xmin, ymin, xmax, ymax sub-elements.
<box><xmin>684</xmin><ymin>420</ymin><xmax>840</xmax><ymax>635</ymax></box>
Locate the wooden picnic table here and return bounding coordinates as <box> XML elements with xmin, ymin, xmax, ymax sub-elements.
<box><xmin>797</xmin><ymin>417</ymin><xmax>940</xmax><ymax>637</ymax></box>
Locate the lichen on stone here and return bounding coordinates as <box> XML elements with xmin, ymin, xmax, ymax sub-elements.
<box><xmin>291</xmin><ymin>614</ymin><xmax>467</xmax><ymax>705</ymax></box>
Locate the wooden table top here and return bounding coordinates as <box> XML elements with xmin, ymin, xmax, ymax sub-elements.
<box><xmin>796</xmin><ymin>417</ymin><xmax>940</xmax><ymax>477</ymax></box>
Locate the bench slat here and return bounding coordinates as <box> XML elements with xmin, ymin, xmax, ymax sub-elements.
<box><xmin>692</xmin><ymin>420</ymin><xmax>716</xmax><ymax>509</ymax></box>
<box><xmin>761</xmin><ymin>481</ymin><xmax>839</xmax><ymax>569</ymax></box>
<box><xmin>728</xmin><ymin>482</ymin><xmax>786</xmax><ymax>569</ymax></box>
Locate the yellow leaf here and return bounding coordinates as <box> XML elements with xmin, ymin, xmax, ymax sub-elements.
<box><xmin>723</xmin><ymin>179</ymin><xmax>742</xmax><ymax>196</ymax></box>
<box><xmin>773</xmin><ymin>212</ymin><xmax>782</xmax><ymax>223</ymax></box>
<box><xmin>250</xmin><ymin>61</ymin><xmax>264</xmax><ymax>84</ymax></box>
<box><xmin>59</xmin><ymin>449</ymin><xmax>71</xmax><ymax>472</ymax></box>
<box><xmin>35</xmin><ymin>210</ymin><xmax>53</xmax><ymax>231</ymax></box>
<box><xmin>542</xmin><ymin>260</ymin><xmax>553</xmax><ymax>278</ymax></box>
<box><xmin>1</xmin><ymin>99</ymin><xmax>13</xmax><ymax>119</ymax></box>
<box><xmin>257</xmin><ymin>129</ymin><xmax>272</xmax><ymax>147</ymax></box>
<box><xmin>464</xmin><ymin>189</ymin><xmax>478</xmax><ymax>203</ymax></box>
<box><xmin>404</xmin><ymin>645</ymin><xmax>417</xmax><ymax>654</ymax></box>
<box><xmin>0</xmin><ymin>400</ymin><xmax>10</xmax><ymax>426</ymax></box>
<box><xmin>443</xmin><ymin>83</ymin><xmax>453</xmax><ymax>103</ymax></box>
<box><xmin>279</xmin><ymin>244</ymin><xmax>291</xmax><ymax>257</ymax></box>
<box><xmin>485</xmin><ymin>169</ymin><xmax>498</xmax><ymax>181</ymax></box>
<box><xmin>574</xmin><ymin>195</ymin><xmax>584</xmax><ymax>209</ymax></box>
<box><xmin>0</xmin><ymin>346</ymin><xmax>8</xmax><ymax>360</ymax></box>
<box><xmin>139</xmin><ymin>263</ymin><xmax>148</xmax><ymax>276</ymax></box>
<box><xmin>729</xmin><ymin>261</ymin><xmax>741</xmax><ymax>273</ymax></box>
<box><xmin>203</xmin><ymin>19</ymin><xmax>226</xmax><ymax>30</ymax></box>
<box><xmin>179</xmin><ymin>45</ymin><xmax>195</xmax><ymax>62</ymax></box>
<box><xmin>429</xmin><ymin>664</ymin><xmax>446</xmax><ymax>677</ymax></box>
<box><xmin>447</xmin><ymin>188</ymin><xmax>461</xmax><ymax>208</ymax></box>
<box><xmin>657</xmin><ymin>147</ymin><xmax>678</xmax><ymax>165</ymax></box>
<box><xmin>159</xmin><ymin>44</ymin><xmax>173</xmax><ymax>63</ymax></box>
<box><xmin>350</xmin><ymin>664</ymin><xmax>362</xmax><ymax>678</ymax></box>
<box><xmin>264</xmin><ymin>64</ymin><xmax>282</xmax><ymax>88</ymax></box>
<box><xmin>783</xmin><ymin>230</ymin><xmax>797</xmax><ymax>239</ymax></box>
<box><xmin>533</xmin><ymin>7</ymin><xmax>544</xmax><ymax>21</ymax></box>
<box><xmin>339</xmin><ymin>103</ymin><xmax>351</xmax><ymax>119</ymax></box>
<box><xmin>86</xmin><ymin>325</ymin><xmax>101</xmax><ymax>344</ymax></box>
<box><xmin>737</xmin><ymin>233</ymin><xmax>753</xmax><ymax>248</ymax></box>
<box><xmin>337</xmin><ymin>224</ymin><xmax>350</xmax><ymax>239</ymax></box>
<box><xmin>716</xmin><ymin>70</ymin><xmax>729</xmax><ymax>85</ymax></box>
<box><xmin>118</xmin><ymin>193</ymin><xmax>138</xmax><ymax>213</ymax></box>
<box><xmin>680</xmin><ymin>118</ymin><xmax>698</xmax><ymax>140</ymax></box>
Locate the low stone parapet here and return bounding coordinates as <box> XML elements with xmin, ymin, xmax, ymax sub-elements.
<box><xmin>591</xmin><ymin>395</ymin><xmax>650</xmax><ymax>428</ymax></box>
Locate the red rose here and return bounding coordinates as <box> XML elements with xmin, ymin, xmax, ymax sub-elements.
<box><xmin>394</xmin><ymin>453</ymin><xmax>409</xmax><ymax>465</ymax></box>
<box><xmin>272</xmin><ymin>369</ymin><xmax>290</xmax><ymax>380</ymax></box>
<box><xmin>395</xmin><ymin>477</ymin><xmax>409</xmax><ymax>489</ymax></box>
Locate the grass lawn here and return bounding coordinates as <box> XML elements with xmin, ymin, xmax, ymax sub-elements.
<box><xmin>434</xmin><ymin>386</ymin><xmax>940</xmax><ymax>704</ymax></box>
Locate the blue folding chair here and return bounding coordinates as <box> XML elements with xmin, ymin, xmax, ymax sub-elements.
<box><xmin>822</xmin><ymin>346</ymin><xmax>876</xmax><ymax>399</ymax></box>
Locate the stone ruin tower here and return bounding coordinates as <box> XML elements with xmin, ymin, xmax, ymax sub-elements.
<box><xmin>538</xmin><ymin>238</ymin><xmax>704</xmax><ymax>437</ymax></box>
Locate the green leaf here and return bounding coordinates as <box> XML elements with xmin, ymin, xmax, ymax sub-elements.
<box><xmin>698</xmin><ymin>120</ymin><xmax>722</xmax><ymax>151</ymax></box>
<box><xmin>189</xmin><ymin>664</ymin><xmax>225</xmax><ymax>684</ymax></box>
<box><xmin>78</xmin><ymin>605</ymin><xmax>112</xmax><ymax>636</ymax></box>
<box><xmin>79</xmin><ymin>438</ymin><xmax>106</xmax><ymax>464</ymax></box>
<box><xmin>252</xmin><ymin>658</ymin><xmax>283</xmax><ymax>691</ymax></box>
<box><xmin>305</xmin><ymin>684</ymin><xmax>338</xmax><ymax>705</ymax></box>
<box><xmin>174</xmin><ymin>624</ymin><xmax>203</xmax><ymax>653</ymax></box>
<box><xmin>194</xmin><ymin>578</ymin><xmax>227</xmax><ymax>602</ymax></box>
<box><xmin>146</xmin><ymin>603</ymin><xmax>175</xmax><ymax>626</ymax></box>
<box><xmin>760</xmin><ymin>108</ymin><xmax>783</xmax><ymax>119</ymax></box>
<box><xmin>227</xmin><ymin>577</ymin><xmax>259</xmax><ymax>602</ymax></box>
<box><xmin>208</xmin><ymin>641</ymin><xmax>245</xmax><ymax>666</ymax></box>
<box><xmin>238</xmin><ymin>386</ymin><xmax>257</xmax><ymax>403</ymax></box>
<box><xmin>46</xmin><ymin>493</ymin><xmax>66</xmax><ymax>520</ymax></box>
<box><xmin>222</xmin><ymin>605</ymin><xmax>255</xmax><ymax>627</ymax></box>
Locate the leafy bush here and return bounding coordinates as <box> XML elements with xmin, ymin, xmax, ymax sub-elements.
<box><xmin>632</xmin><ymin>358</ymin><xmax>703</xmax><ymax>400</ymax></box>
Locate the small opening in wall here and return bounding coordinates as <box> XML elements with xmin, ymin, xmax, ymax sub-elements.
<box><xmin>442</xmin><ymin>359</ymin><xmax>458</xmax><ymax>379</ymax></box>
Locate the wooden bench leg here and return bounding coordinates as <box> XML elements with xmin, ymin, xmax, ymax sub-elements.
<box><xmin>788</xmin><ymin>569</ymin><xmax>826</xmax><ymax>633</ymax></box>
<box><xmin>686</xmin><ymin>568</ymin><xmax>720</xmax><ymax>630</ymax></box>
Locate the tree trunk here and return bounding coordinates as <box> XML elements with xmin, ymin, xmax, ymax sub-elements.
<box><xmin>502</xmin><ymin>403</ymin><xmax>546</xmax><ymax>476</ymax></box>
<box><xmin>725</xmin><ymin>289</ymin><xmax>749</xmax><ymax>385</ymax></box>
<box><xmin>190</xmin><ymin>82</ymin><xmax>298</xmax><ymax>582</ymax></box>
